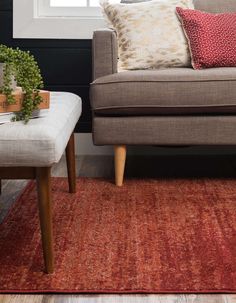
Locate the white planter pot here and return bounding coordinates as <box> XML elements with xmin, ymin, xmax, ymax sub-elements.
<box><xmin>0</xmin><ymin>63</ymin><xmax>17</xmax><ymax>91</ymax></box>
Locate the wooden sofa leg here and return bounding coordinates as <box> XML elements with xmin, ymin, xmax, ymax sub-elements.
<box><xmin>114</xmin><ymin>145</ymin><xmax>127</xmax><ymax>187</ymax></box>
<box><xmin>36</xmin><ymin>167</ymin><xmax>54</xmax><ymax>274</ymax></box>
<box><xmin>66</xmin><ymin>133</ymin><xmax>76</xmax><ymax>193</ymax></box>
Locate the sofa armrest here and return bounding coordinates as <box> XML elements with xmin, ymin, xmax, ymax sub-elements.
<box><xmin>92</xmin><ymin>29</ymin><xmax>118</xmax><ymax>81</ymax></box>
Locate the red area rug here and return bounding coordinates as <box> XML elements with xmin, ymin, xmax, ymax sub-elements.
<box><xmin>1</xmin><ymin>177</ymin><xmax>236</xmax><ymax>293</ymax></box>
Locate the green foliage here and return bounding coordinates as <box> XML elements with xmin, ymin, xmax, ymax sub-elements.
<box><xmin>0</xmin><ymin>45</ymin><xmax>44</xmax><ymax>123</ymax></box>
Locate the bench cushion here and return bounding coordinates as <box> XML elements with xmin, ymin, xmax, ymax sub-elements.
<box><xmin>0</xmin><ymin>92</ymin><xmax>82</xmax><ymax>167</ymax></box>
<box><xmin>90</xmin><ymin>68</ymin><xmax>236</xmax><ymax>116</ymax></box>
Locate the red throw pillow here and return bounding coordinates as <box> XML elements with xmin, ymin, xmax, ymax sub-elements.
<box><xmin>176</xmin><ymin>7</ymin><xmax>236</xmax><ymax>69</ymax></box>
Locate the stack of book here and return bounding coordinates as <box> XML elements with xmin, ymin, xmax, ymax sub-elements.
<box><xmin>0</xmin><ymin>87</ymin><xmax>50</xmax><ymax>124</ymax></box>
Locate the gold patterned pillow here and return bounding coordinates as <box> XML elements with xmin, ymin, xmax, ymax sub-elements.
<box><xmin>121</xmin><ymin>0</ymin><xmax>150</xmax><ymax>3</ymax></box>
<box><xmin>101</xmin><ymin>0</ymin><xmax>194</xmax><ymax>70</ymax></box>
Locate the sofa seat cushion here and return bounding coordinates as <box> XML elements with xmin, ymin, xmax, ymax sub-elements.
<box><xmin>90</xmin><ymin>67</ymin><xmax>236</xmax><ymax>116</ymax></box>
<box><xmin>0</xmin><ymin>92</ymin><xmax>82</xmax><ymax>167</ymax></box>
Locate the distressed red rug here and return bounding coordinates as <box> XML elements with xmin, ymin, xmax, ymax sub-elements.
<box><xmin>1</xmin><ymin>177</ymin><xmax>236</xmax><ymax>293</ymax></box>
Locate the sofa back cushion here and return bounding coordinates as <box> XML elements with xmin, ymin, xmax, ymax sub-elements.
<box><xmin>194</xmin><ymin>0</ymin><xmax>236</xmax><ymax>13</ymax></box>
<box><xmin>121</xmin><ymin>0</ymin><xmax>236</xmax><ymax>12</ymax></box>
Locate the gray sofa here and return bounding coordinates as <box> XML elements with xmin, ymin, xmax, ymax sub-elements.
<box><xmin>90</xmin><ymin>0</ymin><xmax>236</xmax><ymax>186</ymax></box>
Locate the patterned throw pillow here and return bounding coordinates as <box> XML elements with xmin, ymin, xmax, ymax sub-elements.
<box><xmin>176</xmin><ymin>7</ymin><xmax>236</xmax><ymax>69</ymax></box>
<box><xmin>121</xmin><ymin>0</ymin><xmax>150</xmax><ymax>3</ymax></box>
<box><xmin>101</xmin><ymin>0</ymin><xmax>194</xmax><ymax>70</ymax></box>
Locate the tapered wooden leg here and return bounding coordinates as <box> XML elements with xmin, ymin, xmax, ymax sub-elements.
<box><xmin>0</xmin><ymin>179</ymin><xmax>1</xmax><ymax>195</ymax></box>
<box><xmin>36</xmin><ymin>167</ymin><xmax>54</xmax><ymax>274</ymax></box>
<box><xmin>114</xmin><ymin>145</ymin><xmax>127</xmax><ymax>187</ymax></box>
<box><xmin>65</xmin><ymin>133</ymin><xmax>76</xmax><ymax>193</ymax></box>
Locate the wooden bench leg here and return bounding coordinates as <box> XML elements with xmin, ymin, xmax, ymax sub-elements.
<box><xmin>114</xmin><ymin>145</ymin><xmax>127</xmax><ymax>187</ymax></box>
<box><xmin>36</xmin><ymin>167</ymin><xmax>54</xmax><ymax>274</ymax></box>
<box><xmin>66</xmin><ymin>133</ymin><xmax>76</xmax><ymax>193</ymax></box>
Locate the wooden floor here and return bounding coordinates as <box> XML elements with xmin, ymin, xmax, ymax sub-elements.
<box><xmin>1</xmin><ymin>154</ymin><xmax>236</xmax><ymax>303</ymax></box>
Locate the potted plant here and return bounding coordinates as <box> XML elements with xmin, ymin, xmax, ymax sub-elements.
<box><xmin>0</xmin><ymin>44</ymin><xmax>46</xmax><ymax>123</ymax></box>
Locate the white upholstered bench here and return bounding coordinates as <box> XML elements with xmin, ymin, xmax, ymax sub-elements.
<box><xmin>0</xmin><ymin>92</ymin><xmax>82</xmax><ymax>273</ymax></box>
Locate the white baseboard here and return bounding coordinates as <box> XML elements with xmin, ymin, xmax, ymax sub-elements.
<box><xmin>75</xmin><ymin>133</ymin><xmax>113</xmax><ymax>155</ymax></box>
<box><xmin>74</xmin><ymin>133</ymin><xmax>236</xmax><ymax>156</ymax></box>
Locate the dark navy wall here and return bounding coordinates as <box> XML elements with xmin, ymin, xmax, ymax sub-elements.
<box><xmin>0</xmin><ymin>0</ymin><xmax>92</xmax><ymax>132</ymax></box>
